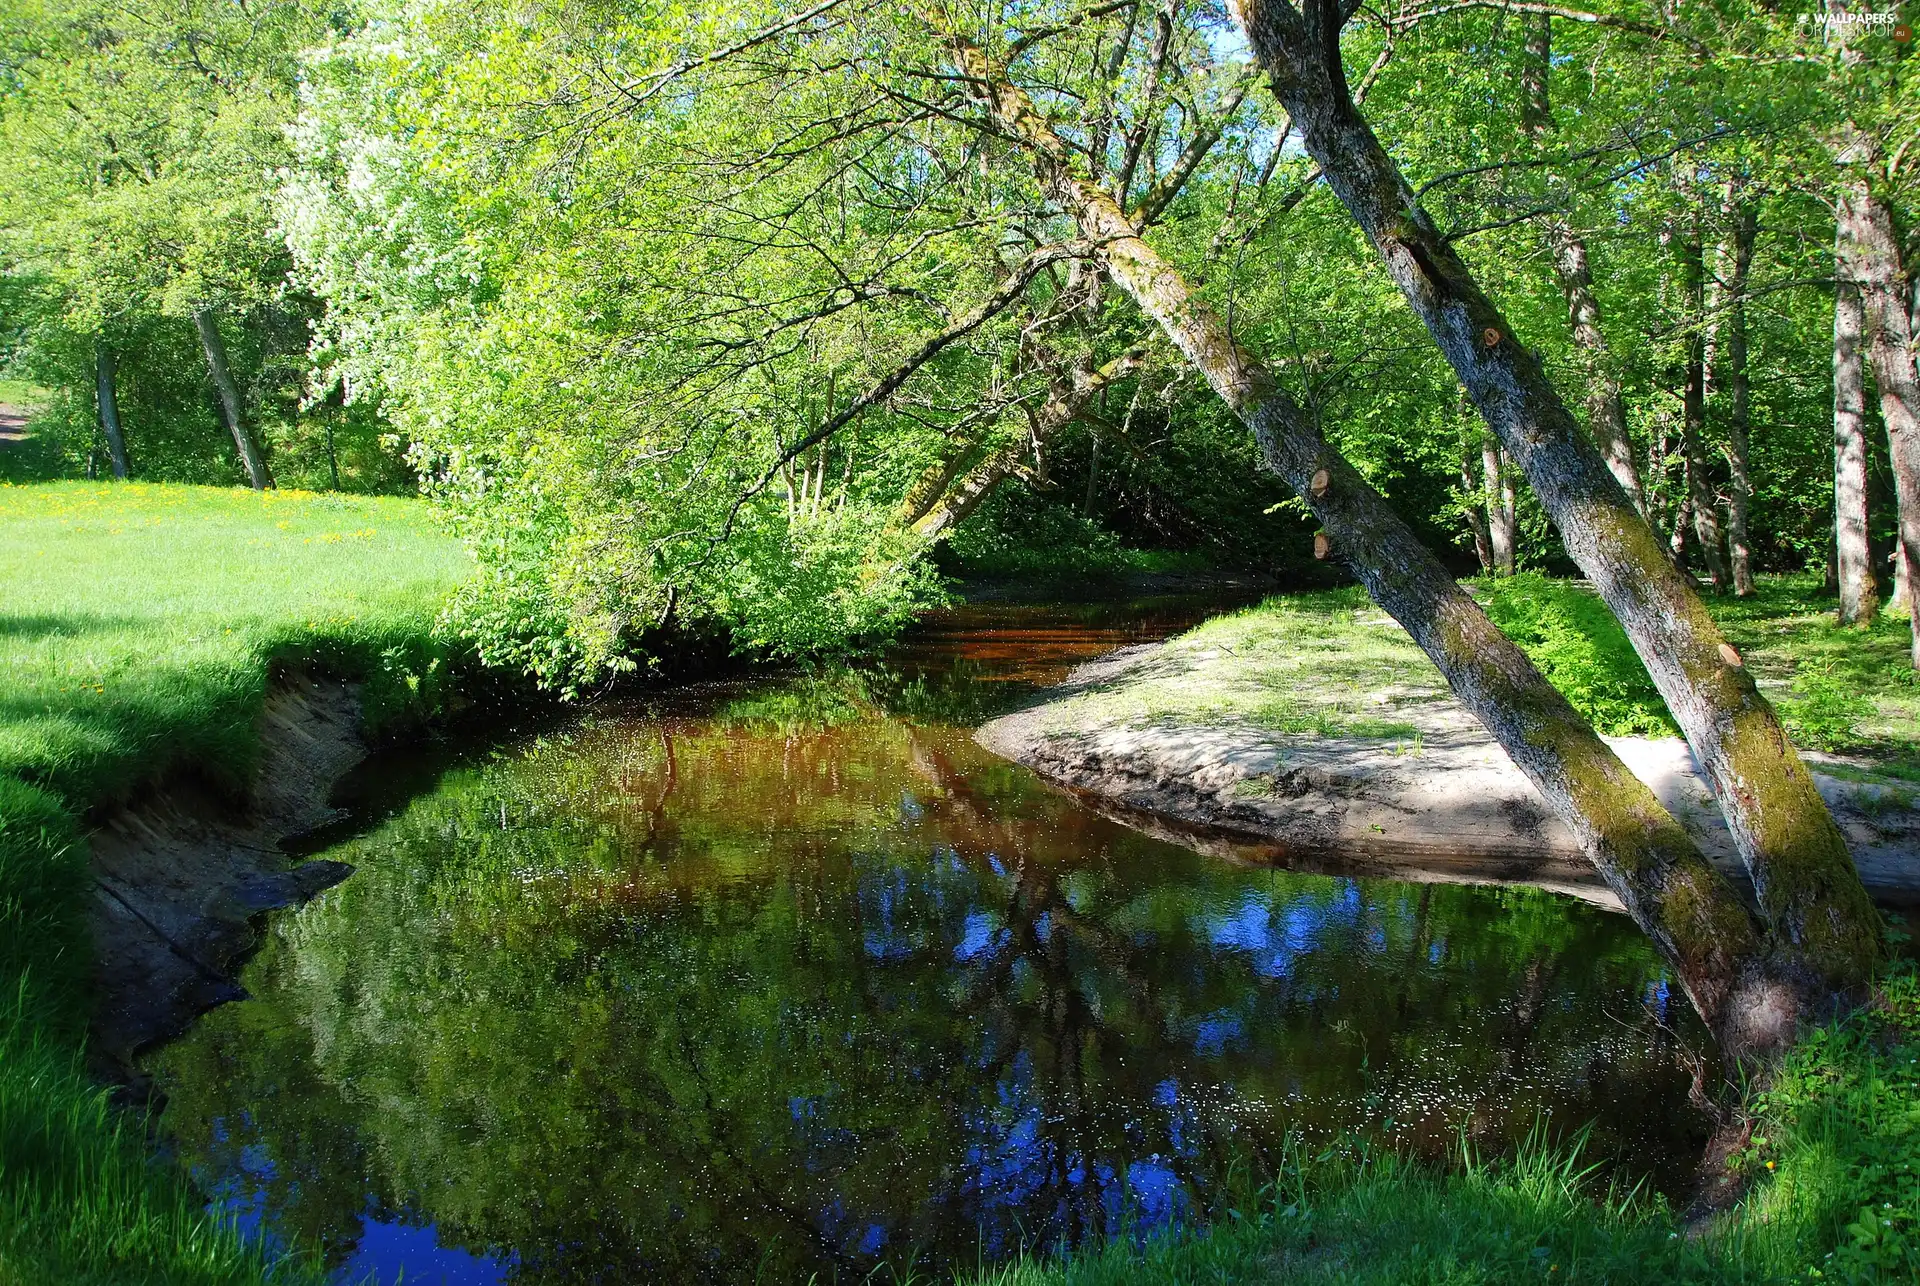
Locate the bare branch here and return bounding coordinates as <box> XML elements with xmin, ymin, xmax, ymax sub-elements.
<box><xmin>1135</xmin><ymin>69</ymin><xmax>1257</xmax><ymax>224</ymax></box>
<box><xmin>711</xmin><ymin>242</ymin><xmax>1087</xmax><ymax>542</ymax></box>
<box><xmin>607</xmin><ymin>0</ymin><xmax>852</xmax><ymax>114</ymax></box>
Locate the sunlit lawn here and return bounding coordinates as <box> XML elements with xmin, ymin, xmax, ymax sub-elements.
<box><xmin>1</xmin><ymin>481</ymin><xmax>470</xmax><ymax>806</ymax></box>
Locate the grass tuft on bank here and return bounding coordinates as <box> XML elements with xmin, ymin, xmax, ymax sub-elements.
<box><xmin>0</xmin><ymin>481</ymin><xmax>469</xmax><ymax>1285</ymax></box>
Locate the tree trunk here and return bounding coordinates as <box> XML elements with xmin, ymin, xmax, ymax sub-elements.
<box><xmin>1550</xmin><ymin>228</ymin><xmax>1647</xmax><ymax>517</ymax></box>
<box><xmin>1236</xmin><ymin>0</ymin><xmax>1881</xmax><ymax>988</ymax></box>
<box><xmin>1521</xmin><ymin>16</ymin><xmax>1647</xmax><ymax>515</ymax></box>
<box><xmin>1669</xmin><ymin>470</ymin><xmax>1695</xmax><ymax>574</ymax></box>
<box><xmin>944</xmin><ymin>25</ymin><xmax>1805</xmax><ymax>1056</ymax></box>
<box><xmin>1482</xmin><ymin>435</ymin><xmax>1517</xmax><ymax>576</ymax></box>
<box><xmin>1461</xmin><ymin>450</ymin><xmax>1495</xmax><ymax>574</ymax></box>
<box><xmin>1083</xmin><ymin>430</ymin><xmax>1101</xmax><ymax>512</ymax></box>
<box><xmin>94</xmin><ymin>345</ymin><xmax>129</xmax><ymax>481</ymax></box>
<box><xmin>1833</xmin><ymin>196</ymin><xmax>1880</xmax><ymax>626</ymax></box>
<box><xmin>899</xmin><ymin>444</ymin><xmax>980</xmax><ymax>528</ymax></box>
<box><xmin>1725</xmin><ymin>198</ymin><xmax>1757</xmax><ymax>597</ymax></box>
<box><xmin>1843</xmin><ymin>172</ymin><xmax>1920</xmax><ymax>668</ymax></box>
<box><xmin>192</xmin><ymin>309</ymin><xmax>272</xmax><ymax>491</ymax></box>
<box><xmin>1678</xmin><ymin>227</ymin><xmax>1729</xmax><ymax>593</ymax></box>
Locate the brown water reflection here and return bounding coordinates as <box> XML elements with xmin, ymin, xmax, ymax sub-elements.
<box><xmin>151</xmin><ymin>592</ymin><xmax>1712</xmax><ymax>1284</ymax></box>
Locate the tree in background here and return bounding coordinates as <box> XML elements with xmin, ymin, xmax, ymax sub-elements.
<box><xmin>0</xmin><ymin>0</ymin><xmax>408</xmax><ymax>490</ymax></box>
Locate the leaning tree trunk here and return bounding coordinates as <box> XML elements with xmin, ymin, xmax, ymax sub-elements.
<box><xmin>1725</xmin><ymin>199</ymin><xmax>1758</xmax><ymax>598</ymax></box>
<box><xmin>1834</xmin><ymin>193</ymin><xmax>1881</xmax><ymax>626</ymax></box>
<box><xmin>1678</xmin><ymin>227</ymin><xmax>1729</xmax><ymax>593</ymax></box>
<box><xmin>1843</xmin><ymin>173</ymin><xmax>1920</xmax><ymax>669</ymax></box>
<box><xmin>1233</xmin><ymin>0</ymin><xmax>1881</xmax><ymax>988</ymax></box>
<box><xmin>192</xmin><ymin>309</ymin><xmax>272</xmax><ymax>491</ymax></box>
<box><xmin>942</xmin><ymin>23</ymin><xmax>1805</xmax><ymax>1056</ymax></box>
<box><xmin>907</xmin><ymin>348</ymin><xmax>1144</xmax><ymax>540</ymax></box>
<box><xmin>94</xmin><ymin>345</ymin><xmax>129</xmax><ymax>480</ymax></box>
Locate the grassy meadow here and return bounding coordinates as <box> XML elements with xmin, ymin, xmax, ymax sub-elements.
<box><xmin>1</xmin><ymin>481</ymin><xmax>468</xmax><ymax>1285</ymax></box>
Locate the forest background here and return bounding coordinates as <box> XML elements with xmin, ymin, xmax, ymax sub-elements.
<box><xmin>5</xmin><ymin>0</ymin><xmax>1913</xmax><ymax>687</ymax></box>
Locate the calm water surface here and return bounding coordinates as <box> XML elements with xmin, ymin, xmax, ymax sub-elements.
<box><xmin>152</xmin><ymin>592</ymin><xmax>1712</xmax><ymax>1284</ymax></box>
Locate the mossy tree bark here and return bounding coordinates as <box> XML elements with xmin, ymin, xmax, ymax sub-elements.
<box><xmin>1231</xmin><ymin>0</ymin><xmax>1883</xmax><ymax>988</ymax></box>
<box><xmin>193</xmin><ymin>309</ymin><xmax>273</xmax><ymax>492</ymax></box>
<box><xmin>938</xmin><ymin>23</ymin><xmax>1806</xmax><ymax>1056</ymax></box>
<box><xmin>94</xmin><ymin>345</ymin><xmax>130</xmax><ymax>480</ymax></box>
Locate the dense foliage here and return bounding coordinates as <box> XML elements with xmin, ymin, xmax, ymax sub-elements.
<box><xmin>0</xmin><ymin>0</ymin><xmax>410</xmax><ymax>491</ymax></box>
<box><xmin>6</xmin><ymin>0</ymin><xmax>1912</xmax><ymax>681</ymax></box>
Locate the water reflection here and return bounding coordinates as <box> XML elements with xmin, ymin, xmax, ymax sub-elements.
<box><xmin>152</xmin><ymin>595</ymin><xmax>1710</xmax><ymax>1283</ymax></box>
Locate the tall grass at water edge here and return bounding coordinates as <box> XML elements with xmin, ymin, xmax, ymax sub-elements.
<box><xmin>966</xmin><ymin>970</ymin><xmax>1920</xmax><ymax>1284</ymax></box>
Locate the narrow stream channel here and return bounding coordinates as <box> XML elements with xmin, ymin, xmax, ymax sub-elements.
<box><xmin>151</xmin><ymin>591</ymin><xmax>1714</xmax><ymax>1284</ymax></box>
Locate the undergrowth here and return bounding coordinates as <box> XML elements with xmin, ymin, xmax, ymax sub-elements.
<box><xmin>1479</xmin><ymin>573</ymin><xmax>1678</xmax><ymax>737</ymax></box>
<box><xmin>1463</xmin><ymin>575</ymin><xmax>1916</xmax><ymax>768</ymax></box>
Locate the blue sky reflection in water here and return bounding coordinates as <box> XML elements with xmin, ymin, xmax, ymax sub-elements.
<box><xmin>150</xmin><ymin>595</ymin><xmax>1714</xmax><ymax>1283</ymax></box>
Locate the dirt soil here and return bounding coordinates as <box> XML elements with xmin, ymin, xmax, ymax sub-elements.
<box><xmin>978</xmin><ymin>641</ymin><xmax>1920</xmax><ymax>911</ymax></box>
<box><xmin>88</xmin><ymin>670</ymin><xmax>365</xmax><ymax>1074</ymax></box>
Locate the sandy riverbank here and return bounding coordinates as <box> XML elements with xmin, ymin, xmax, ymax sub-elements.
<box><xmin>88</xmin><ymin>670</ymin><xmax>363</xmax><ymax>1072</ymax></box>
<box><xmin>977</xmin><ymin>623</ymin><xmax>1920</xmax><ymax>911</ymax></box>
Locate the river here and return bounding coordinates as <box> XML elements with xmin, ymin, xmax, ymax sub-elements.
<box><xmin>150</xmin><ymin>590</ymin><xmax>1712</xmax><ymax>1284</ymax></box>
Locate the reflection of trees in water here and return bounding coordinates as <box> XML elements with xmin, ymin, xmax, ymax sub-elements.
<box><xmin>154</xmin><ymin>711</ymin><xmax>1708</xmax><ymax>1282</ymax></box>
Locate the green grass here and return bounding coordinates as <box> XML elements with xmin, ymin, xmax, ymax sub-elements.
<box><xmin>1714</xmin><ymin>579</ymin><xmax>1920</xmax><ymax>778</ymax></box>
<box><xmin>0</xmin><ymin>379</ymin><xmax>47</xmax><ymax>408</ymax></box>
<box><xmin>969</xmin><ymin>968</ymin><xmax>1920</xmax><ymax>1285</ymax></box>
<box><xmin>0</xmin><ymin>481</ymin><xmax>470</xmax><ymax>1285</ymax></box>
<box><xmin>1482</xmin><ymin>573</ymin><xmax>1919</xmax><ymax>771</ymax></box>
<box><xmin>1033</xmin><ymin>586</ymin><xmax>1437</xmax><ymax>742</ymax></box>
<box><xmin>1</xmin><ymin>481</ymin><xmax>471</xmax><ymax>805</ymax></box>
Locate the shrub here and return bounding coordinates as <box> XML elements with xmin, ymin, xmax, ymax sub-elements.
<box><xmin>1481</xmin><ymin>574</ymin><xmax>1677</xmax><ymax>737</ymax></box>
<box><xmin>1781</xmin><ymin>662</ymin><xmax>1878</xmax><ymax>753</ymax></box>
